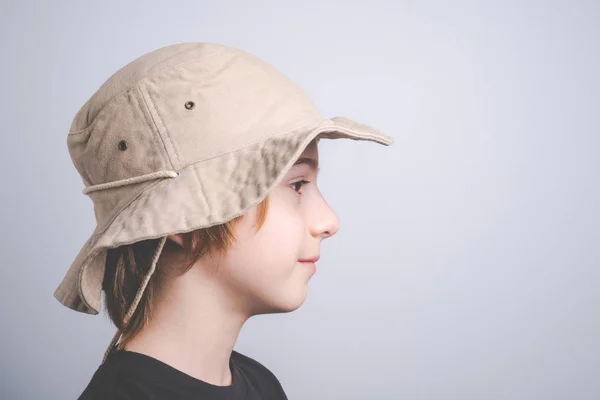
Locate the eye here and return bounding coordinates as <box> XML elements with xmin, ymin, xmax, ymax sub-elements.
<box><xmin>289</xmin><ymin>180</ymin><xmax>310</xmax><ymax>194</ymax></box>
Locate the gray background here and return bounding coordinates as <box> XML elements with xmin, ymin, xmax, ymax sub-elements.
<box><xmin>1</xmin><ymin>1</ymin><xmax>598</xmax><ymax>399</ymax></box>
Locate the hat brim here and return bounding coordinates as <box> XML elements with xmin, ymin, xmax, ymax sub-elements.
<box><xmin>53</xmin><ymin>117</ymin><xmax>393</xmax><ymax>314</ymax></box>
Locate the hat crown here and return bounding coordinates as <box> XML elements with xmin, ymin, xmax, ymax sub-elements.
<box><xmin>68</xmin><ymin>42</ymin><xmax>323</xmax><ymax>190</ymax></box>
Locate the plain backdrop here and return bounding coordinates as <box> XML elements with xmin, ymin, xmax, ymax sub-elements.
<box><xmin>1</xmin><ymin>1</ymin><xmax>598</xmax><ymax>399</ymax></box>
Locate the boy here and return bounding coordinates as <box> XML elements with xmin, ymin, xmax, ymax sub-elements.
<box><xmin>54</xmin><ymin>42</ymin><xmax>393</xmax><ymax>399</ymax></box>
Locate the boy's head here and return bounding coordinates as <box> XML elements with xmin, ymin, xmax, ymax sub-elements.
<box><xmin>104</xmin><ymin>140</ymin><xmax>337</xmax><ymax>348</ymax></box>
<box><xmin>52</xmin><ymin>42</ymin><xmax>392</xmax><ymax>357</ymax></box>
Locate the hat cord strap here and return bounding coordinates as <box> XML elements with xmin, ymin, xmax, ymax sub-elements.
<box><xmin>102</xmin><ymin>236</ymin><xmax>168</xmax><ymax>364</ymax></box>
<box><xmin>83</xmin><ymin>171</ymin><xmax>180</xmax><ymax>195</ymax></box>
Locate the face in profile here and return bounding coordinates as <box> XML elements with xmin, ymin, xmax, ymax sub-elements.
<box><xmin>209</xmin><ymin>140</ymin><xmax>340</xmax><ymax>315</ymax></box>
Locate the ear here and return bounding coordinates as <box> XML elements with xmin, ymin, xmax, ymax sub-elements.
<box><xmin>167</xmin><ymin>233</ymin><xmax>185</xmax><ymax>248</ymax></box>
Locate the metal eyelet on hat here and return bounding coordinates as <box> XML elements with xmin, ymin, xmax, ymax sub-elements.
<box><xmin>184</xmin><ymin>101</ymin><xmax>195</xmax><ymax>110</ymax></box>
<box><xmin>118</xmin><ymin>140</ymin><xmax>128</xmax><ymax>151</ymax></box>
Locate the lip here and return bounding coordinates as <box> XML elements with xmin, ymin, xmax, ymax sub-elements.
<box><xmin>298</xmin><ymin>257</ymin><xmax>318</xmax><ymax>274</ymax></box>
<box><xmin>298</xmin><ymin>256</ymin><xmax>319</xmax><ymax>276</ymax></box>
<box><xmin>298</xmin><ymin>256</ymin><xmax>320</xmax><ymax>264</ymax></box>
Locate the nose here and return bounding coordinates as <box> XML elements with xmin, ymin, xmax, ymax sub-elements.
<box><xmin>309</xmin><ymin>196</ymin><xmax>340</xmax><ymax>240</ymax></box>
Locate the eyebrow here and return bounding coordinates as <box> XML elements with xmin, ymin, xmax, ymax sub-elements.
<box><xmin>293</xmin><ymin>157</ymin><xmax>320</xmax><ymax>173</ymax></box>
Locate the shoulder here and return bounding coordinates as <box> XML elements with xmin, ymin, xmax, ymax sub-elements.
<box><xmin>231</xmin><ymin>350</ymin><xmax>278</xmax><ymax>378</ymax></box>
<box><xmin>231</xmin><ymin>350</ymin><xmax>287</xmax><ymax>397</ymax></box>
<box><xmin>77</xmin><ymin>362</ymin><xmax>145</xmax><ymax>400</ymax></box>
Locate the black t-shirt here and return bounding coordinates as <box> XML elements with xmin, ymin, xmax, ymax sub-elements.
<box><xmin>78</xmin><ymin>349</ymin><xmax>288</xmax><ymax>399</ymax></box>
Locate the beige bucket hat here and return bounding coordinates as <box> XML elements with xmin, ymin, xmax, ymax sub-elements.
<box><xmin>53</xmin><ymin>42</ymin><xmax>393</xmax><ymax>319</ymax></box>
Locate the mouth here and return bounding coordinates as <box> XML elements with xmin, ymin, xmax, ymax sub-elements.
<box><xmin>298</xmin><ymin>256</ymin><xmax>320</xmax><ymax>264</ymax></box>
<box><xmin>298</xmin><ymin>256</ymin><xmax>319</xmax><ymax>274</ymax></box>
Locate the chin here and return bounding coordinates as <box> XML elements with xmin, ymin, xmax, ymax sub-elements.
<box><xmin>262</xmin><ymin>287</ymin><xmax>308</xmax><ymax>315</ymax></box>
<box><xmin>280</xmin><ymin>297</ymin><xmax>306</xmax><ymax>313</ymax></box>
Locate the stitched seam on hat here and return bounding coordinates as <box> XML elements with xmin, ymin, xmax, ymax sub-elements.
<box><xmin>68</xmin><ymin>48</ymin><xmax>225</xmax><ymax>135</ymax></box>
<box><xmin>76</xmin><ymin>240</ymin><xmax>103</xmax><ymax>313</ymax></box>
<box><xmin>145</xmin><ymin>89</ymin><xmax>182</xmax><ymax>168</ymax></box>
<box><xmin>136</xmin><ymin>84</ymin><xmax>176</xmax><ymax>170</ymax></box>
<box><xmin>78</xmin><ymin>257</ymin><xmax>97</xmax><ymax>313</ymax></box>
<box><xmin>68</xmin><ymin>86</ymin><xmax>139</xmax><ymax>136</ymax></box>
<box><xmin>193</xmin><ymin>172</ymin><xmax>211</xmax><ymax>224</ymax></box>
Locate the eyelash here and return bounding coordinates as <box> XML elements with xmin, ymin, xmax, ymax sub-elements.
<box><xmin>289</xmin><ymin>180</ymin><xmax>310</xmax><ymax>194</ymax></box>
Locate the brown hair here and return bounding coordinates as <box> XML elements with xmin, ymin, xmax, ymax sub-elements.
<box><xmin>102</xmin><ymin>198</ymin><xmax>269</xmax><ymax>349</ymax></box>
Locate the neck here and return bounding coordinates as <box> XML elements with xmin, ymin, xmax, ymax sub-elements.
<box><xmin>124</xmin><ymin>269</ymin><xmax>249</xmax><ymax>387</ymax></box>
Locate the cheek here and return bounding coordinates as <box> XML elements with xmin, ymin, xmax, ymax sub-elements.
<box><xmin>255</xmin><ymin>189</ymin><xmax>305</xmax><ymax>256</ymax></box>
<box><xmin>219</xmin><ymin>197</ymin><xmax>305</xmax><ymax>289</ymax></box>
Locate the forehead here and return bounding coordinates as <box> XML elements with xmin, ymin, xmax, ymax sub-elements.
<box><xmin>299</xmin><ymin>139</ymin><xmax>318</xmax><ymax>158</ymax></box>
<box><xmin>292</xmin><ymin>140</ymin><xmax>320</xmax><ymax>172</ymax></box>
